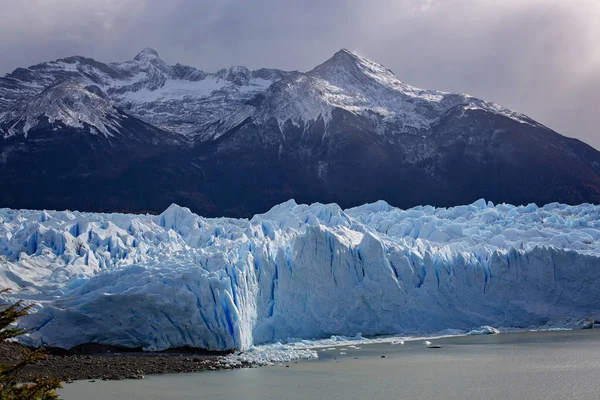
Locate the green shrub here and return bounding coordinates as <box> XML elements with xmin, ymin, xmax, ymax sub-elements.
<box><xmin>0</xmin><ymin>290</ymin><xmax>62</xmax><ymax>400</ymax></box>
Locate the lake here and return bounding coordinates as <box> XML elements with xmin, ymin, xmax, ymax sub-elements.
<box><xmin>60</xmin><ymin>329</ymin><xmax>600</xmax><ymax>400</ymax></box>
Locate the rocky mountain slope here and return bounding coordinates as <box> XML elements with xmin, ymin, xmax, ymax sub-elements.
<box><xmin>1</xmin><ymin>48</ymin><xmax>599</xmax><ymax>216</ymax></box>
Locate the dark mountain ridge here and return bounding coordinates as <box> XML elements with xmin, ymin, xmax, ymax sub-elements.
<box><xmin>1</xmin><ymin>49</ymin><xmax>599</xmax><ymax>217</ymax></box>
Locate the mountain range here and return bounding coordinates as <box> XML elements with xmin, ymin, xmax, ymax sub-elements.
<box><xmin>1</xmin><ymin>48</ymin><xmax>599</xmax><ymax>216</ymax></box>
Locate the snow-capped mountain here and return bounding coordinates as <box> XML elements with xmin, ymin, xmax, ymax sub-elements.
<box><xmin>0</xmin><ymin>48</ymin><xmax>293</xmax><ymax>137</ymax></box>
<box><xmin>252</xmin><ymin>49</ymin><xmax>536</xmax><ymax>132</ymax></box>
<box><xmin>0</xmin><ymin>48</ymin><xmax>536</xmax><ymax>139</ymax></box>
<box><xmin>1</xmin><ymin>48</ymin><xmax>599</xmax><ymax>216</ymax></box>
<box><xmin>0</xmin><ymin>80</ymin><xmax>126</xmax><ymax>137</ymax></box>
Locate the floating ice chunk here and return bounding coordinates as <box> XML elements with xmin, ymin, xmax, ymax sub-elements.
<box><xmin>466</xmin><ymin>326</ymin><xmax>500</xmax><ymax>335</ymax></box>
<box><xmin>540</xmin><ymin>317</ymin><xmax>595</xmax><ymax>331</ymax></box>
<box><xmin>225</xmin><ymin>343</ymin><xmax>318</xmax><ymax>366</ymax></box>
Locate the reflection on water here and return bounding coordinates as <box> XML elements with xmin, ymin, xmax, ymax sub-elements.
<box><xmin>60</xmin><ymin>330</ymin><xmax>600</xmax><ymax>400</ymax></box>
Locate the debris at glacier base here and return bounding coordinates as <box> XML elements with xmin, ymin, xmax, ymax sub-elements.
<box><xmin>1</xmin><ymin>199</ymin><xmax>599</xmax><ymax>352</ymax></box>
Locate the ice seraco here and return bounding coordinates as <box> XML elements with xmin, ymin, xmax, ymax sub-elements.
<box><xmin>1</xmin><ymin>199</ymin><xmax>599</xmax><ymax>351</ymax></box>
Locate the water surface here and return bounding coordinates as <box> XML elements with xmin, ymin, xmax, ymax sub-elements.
<box><xmin>60</xmin><ymin>330</ymin><xmax>600</xmax><ymax>400</ymax></box>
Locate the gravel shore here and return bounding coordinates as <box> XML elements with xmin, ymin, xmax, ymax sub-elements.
<box><xmin>0</xmin><ymin>342</ymin><xmax>249</xmax><ymax>382</ymax></box>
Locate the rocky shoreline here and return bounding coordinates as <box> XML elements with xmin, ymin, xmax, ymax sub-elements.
<box><xmin>0</xmin><ymin>342</ymin><xmax>251</xmax><ymax>382</ymax></box>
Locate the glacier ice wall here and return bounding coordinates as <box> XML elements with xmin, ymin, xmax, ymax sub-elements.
<box><xmin>1</xmin><ymin>199</ymin><xmax>599</xmax><ymax>351</ymax></box>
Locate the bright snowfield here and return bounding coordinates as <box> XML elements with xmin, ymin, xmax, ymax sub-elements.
<box><xmin>1</xmin><ymin>199</ymin><xmax>600</xmax><ymax>355</ymax></box>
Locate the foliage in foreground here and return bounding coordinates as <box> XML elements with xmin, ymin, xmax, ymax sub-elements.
<box><xmin>0</xmin><ymin>289</ymin><xmax>62</xmax><ymax>400</ymax></box>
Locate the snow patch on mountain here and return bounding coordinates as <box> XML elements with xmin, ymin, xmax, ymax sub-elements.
<box><xmin>123</xmin><ymin>77</ymin><xmax>226</xmax><ymax>102</ymax></box>
<box><xmin>1</xmin><ymin>199</ymin><xmax>599</xmax><ymax>351</ymax></box>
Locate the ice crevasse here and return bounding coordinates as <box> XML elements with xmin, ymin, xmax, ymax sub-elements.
<box><xmin>0</xmin><ymin>199</ymin><xmax>599</xmax><ymax>351</ymax></box>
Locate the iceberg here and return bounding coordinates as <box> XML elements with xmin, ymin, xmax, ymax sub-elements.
<box><xmin>0</xmin><ymin>199</ymin><xmax>599</xmax><ymax>351</ymax></box>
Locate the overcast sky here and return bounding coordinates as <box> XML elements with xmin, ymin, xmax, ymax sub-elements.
<box><xmin>1</xmin><ymin>0</ymin><xmax>598</xmax><ymax>148</ymax></box>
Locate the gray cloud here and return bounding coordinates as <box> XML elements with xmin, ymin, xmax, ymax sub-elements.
<box><xmin>0</xmin><ymin>0</ymin><xmax>598</xmax><ymax>148</ymax></box>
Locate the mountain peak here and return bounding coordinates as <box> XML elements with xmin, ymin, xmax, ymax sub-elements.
<box><xmin>319</xmin><ymin>48</ymin><xmax>362</xmax><ymax>67</ymax></box>
<box><xmin>134</xmin><ymin>47</ymin><xmax>160</xmax><ymax>62</ymax></box>
<box><xmin>334</xmin><ymin>48</ymin><xmax>359</xmax><ymax>58</ymax></box>
<box><xmin>0</xmin><ymin>79</ymin><xmax>121</xmax><ymax>138</ymax></box>
<box><xmin>305</xmin><ymin>48</ymin><xmax>402</xmax><ymax>96</ymax></box>
<box><xmin>308</xmin><ymin>48</ymin><xmax>389</xmax><ymax>80</ymax></box>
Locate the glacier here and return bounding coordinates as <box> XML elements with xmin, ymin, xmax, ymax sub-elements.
<box><xmin>1</xmin><ymin>199</ymin><xmax>599</xmax><ymax>351</ymax></box>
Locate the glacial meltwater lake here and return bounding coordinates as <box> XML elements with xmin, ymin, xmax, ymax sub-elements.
<box><xmin>60</xmin><ymin>329</ymin><xmax>600</xmax><ymax>400</ymax></box>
